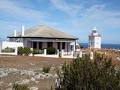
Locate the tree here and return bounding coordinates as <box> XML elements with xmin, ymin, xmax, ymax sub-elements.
<box><xmin>58</xmin><ymin>53</ymin><xmax>120</xmax><ymax>90</ymax></box>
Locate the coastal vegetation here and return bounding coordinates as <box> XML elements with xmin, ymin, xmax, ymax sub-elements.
<box><xmin>12</xmin><ymin>84</ymin><xmax>29</xmax><ymax>90</ymax></box>
<box><xmin>2</xmin><ymin>47</ymin><xmax>15</xmax><ymax>53</ymax></box>
<box><xmin>47</xmin><ymin>47</ymin><xmax>57</xmax><ymax>55</ymax></box>
<box><xmin>0</xmin><ymin>50</ymin><xmax>120</xmax><ymax>90</ymax></box>
<box><xmin>17</xmin><ymin>47</ymin><xmax>31</xmax><ymax>56</ymax></box>
<box><xmin>57</xmin><ymin>53</ymin><xmax>120</xmax><ymax>90</ymax></box>
<box><xmin>17</xmin><ymin>47</ymin><xmax>57</xmax><ymax>56</ymax></box>
<box><xmin>42</xmin><ymin>66</ymin><xmax>51</xmax><ymax>73</ymax></box>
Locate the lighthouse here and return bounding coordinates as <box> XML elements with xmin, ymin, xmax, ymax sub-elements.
<box><xmin>89</xmin><ymin>27</ymin><xmax>101</xmax><ymax>49</ymax></box>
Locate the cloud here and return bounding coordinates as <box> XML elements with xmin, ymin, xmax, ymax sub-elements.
<box><xmin>0</xmin><ymin>0</ymin><xmax>120</xmax><ymax>43</ymax></box>
<box><xmin>0</xmin><ymin>0</ymin><xmax>49</xmax><ymax>21</ymax></box>
<box><xmin>76</xmin><ymin>4</ymin><xmax>120</xmax><ymax>29</ymax></box>
<box><xmin>50</xmin><ymin>0</ymin><xmax>120</xmax><ymax>29</ymax></box>
<box><xmin>50</xmin><ymin>0</ymin><xmax>82</xmax><ymax>16</ymax></box>
<box><xmin>49</xmin><ymin>0</ymin><xmax>120</xmax><ymax>43</ymax></box>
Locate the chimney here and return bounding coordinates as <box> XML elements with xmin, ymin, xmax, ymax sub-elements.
<box><xmin>14</xmin><ymin>29</ymin><xmax>17</xmax><ymax>37</ymax></box>
<box><xmin>22</xmin><ymin>25</ymin><xmax>25</xmax><ymax>36</ymax></box>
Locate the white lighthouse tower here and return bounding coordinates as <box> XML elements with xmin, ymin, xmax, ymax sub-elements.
<box><xmin>89</xmin><ymin>27</ymin><xmax>101</xmax><ymax>49</ymax></box>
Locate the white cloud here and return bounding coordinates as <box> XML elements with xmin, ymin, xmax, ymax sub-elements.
<box><xmin>0</xmin><ymin>0</ymin><xmax>120</xmax><ymax>43</ymax></box>
<box><xmin>77</xmin><ymin>4</ymin><xmax>120</xmax><ymax>28</ymax></box>
<box><xmin>0</xmin><ymin>0</ymin><xmax>49</xmax><ymax>21</ymax></box>
<box><xmin>50</xmin><ymin>0</ymin><xmax>82</xmax><ymax>16</ymax></box>
<box><xmin>50</xmin><ymin>0</ymin><xmax>120</xmax><ymax>29</ymax></box>
<box><xmin>50</xmin><ymin>0</ymin><xmax>120</xmax><ymax>43</ymax></box>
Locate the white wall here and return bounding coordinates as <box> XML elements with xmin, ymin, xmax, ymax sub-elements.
<box><xmin>94</xmin><ymin>37</ymin><xmax>101</xmax><ymax>48</ymax></box>
<box><xmin>89</xmin><ymin>36</ymin><xmax>101</xmax><ymax>49</ymax></box>
<box><xmin>1</xmin><ymin>41</ymin><xmax>24</xmax><ymax>49</ymax></box>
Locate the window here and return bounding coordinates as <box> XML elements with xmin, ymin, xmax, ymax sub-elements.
<box><xmin>47</xmin><ymin>42</ymin><xmax>53</xmax><ymax>48</ymax></box>
<box><xmin>39</xmin><ymin>42</ymin><xmax>42</xmax><ymax>49</ymax></box>
<box><xmin>57</xmin><ymin>42</ymin><xmax>60</xmax><ymax>50</ymax></box>
<box><xmin>33</xmin><ymin>42</ymin><xmax>37</xmax><ymax>49</ymax></box>
<box><xmin>62</xmin><ymin>42</ymin><xmax>65</xmax><ymax>49</ymax></box>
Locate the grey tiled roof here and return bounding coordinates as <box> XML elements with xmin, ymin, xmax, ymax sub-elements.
<box><xmin>16</xmin><ymin>25</ymin><xmax>77</xmax><ymax>39</ymax></box>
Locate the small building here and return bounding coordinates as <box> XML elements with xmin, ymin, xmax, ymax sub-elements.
<box><xmin>7</xmin><ymin>25</ymin><xmax>78</xmax><ymax>57</ymax></box>
<box><xmin>89</xmin><ymin>27</ymin><xmax>101</xmax><ymax>49</ymax></box>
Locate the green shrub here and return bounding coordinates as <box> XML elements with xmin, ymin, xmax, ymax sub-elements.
<box><xmin>23</xmin><ymin>47</ymin><xmax>31</xmax><ymax>56</ymax></box>
<box><xmin>12</xmin><ymin>84</ymin><xmax>29</xmax><ymax>90</ymax></box>
<box><xmin>18</xmin><ymin>47</ymin><xmax>24</xmax><ymax>55</ymax></box>
<box><xmin>17</xmin><ymin>47</ymin><xmax>31</xmax><ymax>56</ymax></box>
<box><xmin>32</xmin><ymin>49</ymin><xmax>44</xmax><ymax>54</ymax></box>
<box><xmin>58</xmin><ymin>53</ymin><xmax>120</xmax><ymax>90</ymax></box>
<box><xmin>2</xmin><ymin>47</ymin><xmax>15</xmax><ymax>53</ymax></box>
<box><xmin>42</xmin><ymin>66</ymin><xmax>50</xmax><ymax>73</ymax></box>
<box><xmin>47</xmin><ymin>47</ymin><xmax>57</xmax><ymax>55</ymax></box>
<box><xmin>32</xmin><ymin>49</ymin><xmax>39</xmax><ymax>55</ymax></box>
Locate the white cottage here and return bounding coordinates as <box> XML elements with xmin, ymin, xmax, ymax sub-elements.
<box><xmin>89</xmin><ymin>27</ymin><xmax>101</xmax><ymax>49</ymax></box>
<box><xmin>8</xmin><ymin>25</ymin><xmax>78</xmax><ymax>56</ymax></box>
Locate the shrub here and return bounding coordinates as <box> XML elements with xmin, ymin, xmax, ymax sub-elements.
<box><xmin>32</xmin><ymin>49</ymin><xmax>39</xmax><ymax>55</ymax></box>
<box><xmin>18</xmin><ymin>47</ymin><xmax>24</xmax><ymax>55</ymax></box>
<box><xmin>12</xmin><ymin>84</ymin><xmax>29</xmax><ymax>90</ymax></box>
<box><xmin>47</xmin><ymin>47</ymin><xmax>57</xmax><ymax>55</ymax></box>
<box><xmin>2</xmin><ymin>47</ymin><xmax>15</xmax><ymax>53</ymax></box>
<box><xmin>58</xmin><ymin>53</ymin><xmax>120</xmax><ymax>90</ymax></box>
<box><xmin>23</xmin><ymin>47</ymin><xmax>31</xmax><ymax>56</ymax></box>
<box><xmin>17</xmin><ymin>47</ymin><xmax>31</xmax><ymax>56</ymax></box>
<box><xmin>32</xmin><ymin>49</ymin><xmax>44</xmax><ymax>54</ymax></box>
<box><xmin>42</xmin><ymin>66</ymin><xmax>50</xmax><ymax>73</ymax></box>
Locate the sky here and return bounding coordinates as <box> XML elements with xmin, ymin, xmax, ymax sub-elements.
<box><xmin>0</xmin><ymin>0</ymin><xmax>120</xmax><ymax>44</ymax></box>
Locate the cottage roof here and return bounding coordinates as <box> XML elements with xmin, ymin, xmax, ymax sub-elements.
<box><xmin>9</xmin><ymin>25</ymin><xmax>77</xmax><ymax>40</ymax></box>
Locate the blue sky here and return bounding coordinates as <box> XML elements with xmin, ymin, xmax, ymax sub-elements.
<box><xmin>0</xmin><ymin>0</ymin><xmax>120</xmax><ymax>44</ymax></box>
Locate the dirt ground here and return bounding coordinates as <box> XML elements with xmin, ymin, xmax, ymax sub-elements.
<box><xmin>0</xmin><ymin>50</ymin><xmax>119</xmax><ymax>90</ymax></box>
<box><xmin>0</xmin><ymin>56</ymin><xmax>72</xmax><ymax>69</ymax></box>
<box><xmin>0</xmin><ymin>56</ymin><xmax>72</xmax><ymax>90</ymax></box>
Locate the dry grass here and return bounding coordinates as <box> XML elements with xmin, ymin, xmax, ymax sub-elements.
<box><xmin>0</xmin><ymin>56</ymin><xmax>72</xmax><ymax>90</ymax></box>
<box><xmin>0</xmin><ymin>56</ymin><xmax>72</xmax><ymax>69</ymax></box>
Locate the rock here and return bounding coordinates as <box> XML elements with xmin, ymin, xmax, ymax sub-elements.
<box><xmin>30</xmin><ymin>63</ymin><xmax>35</xmax><ymax>66</ymax></box>
<box><xmin>0</xmin><ymin>81</ymin><xmax>4</xmax><ymax>86</ymax></box>
<box><xmin>8</xmin><ymin>68</ymin><xmax>18</xmax><ymax>72</ymax></box>
<box><xmin>117</xmin><ymin>57</ymin><xmax>120</xmax><ymax>61</ymax></box>
<box><xmin>34</xmin><ymin>73</ymin><xmax>53</xmax><ymax>80</ymax></box>
<box><xmin>20</xmin><ymin>70</ymin><xmax>35</xmax><ymax>76</ymax></box>
<box><xmin>54</xmin><ymin>73</ymin><xmax>58</xmax><ymax>78</ymax></box>
<box><xmin>59</xmin><ymin>66</ymin><xmax>62</xmax><ymax>69</ymax></box>
<box><xmin>6</xmin><ymin>88</ymin><xmax>12</xmax><ymax>90</ymax></box>
<box><xmin>45</xmin><ymin>73</ymin><xmax>53</xmax><ymax>79</ymax></box>
<box><xmin>30</xmin><ymin>87</ymin><xmax>38</xmax><ymax>90</ymax></box>
<box><xmin>0</xmin><ymin>71</ymin><xmax>8</xmax><ymax>77</ymax></box>
<box><xmin>50</xmin><ymin>67</ymin><xmax>55</xmax><ymax>71</ymax></box>
<box><xmin>31</xmin><ymin>77</ymin><xmax>36</xmax><ymax>82</ymax></box>
<box><xmin>16</xmin><ymin>79</ymin><xmax>30</xmax><ymax>84</ymax></box>
<box><xmin>39</xmin><ymin>68</ymin><xmax>43</xmax><ymax>71</ymax></box>
<box><xmin>35</xmin><ymin>81</ymin><xmax>39</xmax><ymax>84</ymax></box>
<box><xmin>34</xmin><ymin>74</ymin><xmax>42</xmax><ymax>79</ymax></box>
<box><xmin>8</xmin><ymin>83</ymin><xmax>12</xmax><ymax>87</ymax></box>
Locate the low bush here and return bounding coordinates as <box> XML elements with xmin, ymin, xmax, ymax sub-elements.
<box><xmin>2</xmin><ymin>47</ymin><xmax>15</xmax><ymax>53</ymax></box>
<box><xmin>47</xmin><ymin>47</ymin><xmax>57</xmax><ymax>55</ymax></box>
<box><xmin>42</xmin><ymin>66</ymin><xmax>50</xmax><ymax>73</ymax></box>
<box><xmin>23</xmin><ymin>47</ymin><xmax>31</xmax><ymax>56</ymax></box>
<box><xmin>12</xmin><ymin>84</ymin><xmax>29</xmax><ymax>90</ymax></box>
<box><xmin>17</xmin><ymin>47</ymin><xmax>31</xmax><ymax>56</ymax></box>
<box><xmin>17</xmin><ymin>47</ymin><xmax>24</xmax><ymax>55</ymax></box>
<box><xmin>32</xmin><ymin>49</ymin><xmax>44</xmax><ymax>54</ymax></box>
<box><xmin>58</xmin><ymin>53</ymin><xmax>120</xmax><ymax>90</ymax></box>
